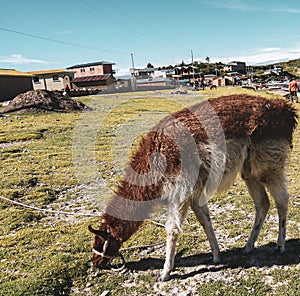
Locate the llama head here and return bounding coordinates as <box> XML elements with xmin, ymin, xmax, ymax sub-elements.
<box><xmin>88</xmin><ymin>224</ymin><xmax>122</xmax><ymax>268</ymax></box>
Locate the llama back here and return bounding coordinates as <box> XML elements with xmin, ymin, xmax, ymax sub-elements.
<box><xmin>130</xmin><ymin>94</ymin><xmax>297</xmax><ymax>171</ymax></box>
<box><xmin>108</xmin><ymin>95</ymin><xmax>298</xmax><ymax>216</ymax></box>
<box><xmin>201</xmin><ymin>95</ymin><xmax>297</xmax><ymax>144</ymax></box>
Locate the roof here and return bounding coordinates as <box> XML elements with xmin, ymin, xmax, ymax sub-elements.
<box><xmin>26</xmin><ymin>69</ymin><xmax>74</xmax><ymax>75</ymax></box>
<box><xmin>72</xmin><ymin>74</ymin><xmax>113</xmax><ymax>83</ymax></box>
<box><xmin>175</xmin><ymin>66</ymin><xmax>198</xmax><ymax>69</ymax></box>
<box><xmin>67</xmin><ymin>61</ymin><xmax>115</xmax><ymax>69</ymax></box>
<box><xmin>0</xmin><ymin>69</ymin><xmax>32</xmax><ymax>77</ymax></box>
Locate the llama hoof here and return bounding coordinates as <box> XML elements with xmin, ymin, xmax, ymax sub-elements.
<box><xmin>158</xmin><ymin>272</ymin><xmax>171</xmax><ymax>282</ymax></box>
<box><xmin>242</xmin><ymin>246</ymin><xmax>254</xmax><ymax>254</ymax></box>
<box><xmin>274</xmin><ymin>245</ymin><xmax>285</xmax><ymax>254</ymax></box>
<box><xmin>212</xmin><ymin>257</ymin><xmax>221</xmax><ymax>264</ymax></box>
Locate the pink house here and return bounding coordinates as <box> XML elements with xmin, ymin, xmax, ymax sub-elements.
<box><xmin>66</xmin><ymin>61</ymin><xmax>116</xmax><ymax>90</ymax></box>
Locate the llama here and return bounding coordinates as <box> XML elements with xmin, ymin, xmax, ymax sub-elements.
<box><xmin>88</xmin><ymin>94</ymin><xmax>298</xmax><ymax>281</ymax></box>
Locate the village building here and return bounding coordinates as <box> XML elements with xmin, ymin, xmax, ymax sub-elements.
<box><xmin>130</xmin><ymin>67</ymin><xmax>175</xmax><ymax>79</ymax></box>
<box><xmin>172</xmin><ymin>65</ymin><xmax>200</xmax><ymax>81</ymax></box>
<box><xmin>224</xmin><ymin>61</ymin><xmax>247</xmax><ymax>74</ymax></box>
<box><xmin>66</xmin><ymin>61</ymin><xmax>116</xmax><ymax>90</ymax></box>
<box><xmin>0</xmin><ymin>69</ymin><xmax>33</xmax><ymax>101</ymax></box>
<box><xmin>120</xmin><ymin>67</ymin><xmax>178</xmax><ymax>91</ymax></box>
<box><xmin>263</xmin><ymin>65</ymin><xmax>283</xmax><ymax>76</ymax></box>
<box><xmin>27</xmin><ymin>69</ymin><xmax>74</xmax><ymax>91</ymax></box>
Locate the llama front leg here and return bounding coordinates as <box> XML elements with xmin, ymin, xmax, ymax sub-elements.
<box><xmin>160</xmin><ymin>201</ymin><xmax>189</xmax><ymax>281</ymax></box>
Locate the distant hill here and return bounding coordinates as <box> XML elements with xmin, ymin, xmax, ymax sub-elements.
<box><xmin>280</xmin><ymin>58</ymin><xmax>300</xmax><ymax>76</ymax></box>
<box><xmin>281</xmin><ymin>58</ymin><xmax>300</xmax><ymax>68</ymax></box>
<box><xmin>159</xmin><ymin>58</ymin><xmax>300</xmax><ymax>77</ymax></box>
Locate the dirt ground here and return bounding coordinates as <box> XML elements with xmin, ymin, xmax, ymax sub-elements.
<box><xmin>0</xmin><ymin>90</ymin><xmax>86</xmax><ymax>114</ymax></box>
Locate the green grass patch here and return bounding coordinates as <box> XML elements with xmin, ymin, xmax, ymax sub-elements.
<box><xmin>0</xmin><ymin>88</ymin><xmax>299</xmax><ymax>295</ymax></box>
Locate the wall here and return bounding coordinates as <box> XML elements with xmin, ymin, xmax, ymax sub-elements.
<box><xmin>0</xmin><ymin>76</ymin><xmax>33</xmax><ymax>101</ymax></box>
<box><xmin>71</xmin><ymin>64</ymin><xmax>113</xmax><ymax>77</ymax></box>
<box><xmin>33</xmin><ymin>74</ymin><xmax>72</xmax><ymax>91</ymax></box>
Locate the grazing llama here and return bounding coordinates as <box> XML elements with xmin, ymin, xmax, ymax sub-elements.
<box><xmin>88</xmin><ymin>94</ymin><xmax>298</xmax><ymax>281</ymax></box>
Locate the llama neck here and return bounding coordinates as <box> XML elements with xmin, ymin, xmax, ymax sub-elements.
<box><xmin>103</xmin><ymin>213</ymin><xmax>143</xmax><ymax>242</ymax></box>
<box><xmin>103</xmin><ymin>179</ymin><xmax>164</xmax><ymax>242</ymax></box>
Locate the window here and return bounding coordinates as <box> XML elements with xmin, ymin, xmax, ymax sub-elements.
<box><xmin>80</xmin><ymin>68</ymin><xmax>85</xmax><ymax>73</ymax></box>
<box><xmin>90</xmin><ymin>67</ymin><xmax>95</xmax><ymax>72</ymax></box>
<box><xmin>53</xmin><ymin>75</ymin><xmax>59</xmax><ymax>81</ymax></box>
<box><xmin>33</xmin><ymin>76</ymin><xmax>40</xmax><ymax>83</ymax></box>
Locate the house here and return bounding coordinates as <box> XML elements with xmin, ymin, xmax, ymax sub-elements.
<box><xmin>0</xmin><ymin>69</ymin><xmax>33</xmax><ymax>101</ymax></box>
<box><xmin>27</xmin><ymin>69</ymin><xmax>74</xmax><ymax>91</ymax></box>
<box><xmin>130</xmin><ymin>67</ymin><xmax>175</xmax><ymax>80</ymax></box>
<box><xmin>136</xmin><ymin>77</ymin><xmax>177</xmax><ymax>89</ymax></box>
<box><xmin>130</xmin><ymin>67</ymin><xmax>157</xmax><ymax>78</ymax></box>
<box><xmin>224</xmin><ymin>61</ymin><xmax>247</xmax><ymax>74</ymax></box>
<box><xmin>263</xmin><ymin>65</ymin><xmax>283</xmax><ymax>76</ymax></box>
<box><xmin>173</xmin><ymin>65</ymin><xmax>200</xmax><ymax>81</ymax></box>
<box><xmin>204</xmin><ymin>74</ymin><xmax>217</xmax><ymax>84</ymax></box>
<box><xmin>66</xmin><ymin>61</ymin><xmax>116</xmax><ymax>90</ymax></box>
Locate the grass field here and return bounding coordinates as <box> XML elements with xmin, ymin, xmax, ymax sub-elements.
<box><xmin>0</xmin><ymin>87</ymin><xmax>299</xmax><ymax>295</ymax></box>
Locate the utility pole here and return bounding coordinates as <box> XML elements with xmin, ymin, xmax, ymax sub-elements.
<box><xmin>130</xmin><ymin>53</ymin><xmax>137</xmax><ymax>91</ymax></box>
<box><xmin>191</xmin><ymin>50</ymin><xmax>195</xmax><ymax>80</ymax></box>
<box><xmin>131</xmin><ymin>53</ymin><xmax>135</xmax><ymax>69</ymax></box>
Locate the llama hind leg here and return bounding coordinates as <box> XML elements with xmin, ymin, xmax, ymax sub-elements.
<box><xmin>265</xmin><ymin>177</ymin><xmax>289</xmax><ymax>253</ymax></box>
<box><xmin>190</xmin><ymin>198</ymin><xmax>220</xmax><ymax>263</ymax></box>
<box><xmin>161</xmin><ymin>200</ymin><xmax>189</xmax><ymax>281</ymax></box>
<box><xmin>242</xmin><ymin>170</ymin><xmax>270</xmax><ymax>253</ymax></box>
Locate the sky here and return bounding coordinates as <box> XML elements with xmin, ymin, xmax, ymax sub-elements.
<box><xmin>1</xmin><ymin>0</ymin><xmax>300</xmax><ymax>76</ymax></box>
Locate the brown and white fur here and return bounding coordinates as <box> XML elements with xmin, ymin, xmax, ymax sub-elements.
<box><xmin>88</xmin><ymin>94</ymin><xmax>298</xmax><ymax>281</ymax></box>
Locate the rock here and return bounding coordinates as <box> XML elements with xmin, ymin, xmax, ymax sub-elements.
<box><xmin>170</xmin><ymin>87</ymin><xmax>188</xmax><ymax>95</ymax></box>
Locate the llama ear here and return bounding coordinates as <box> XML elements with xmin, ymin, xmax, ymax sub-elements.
<box><xmin>88</xmin><ymin>225</ymin><xmax>103</xmax><ymax>236</ymax></box>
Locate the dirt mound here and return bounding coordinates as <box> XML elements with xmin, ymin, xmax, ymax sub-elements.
<box><xmin>0</xmin><ymin>90</ymin><xmax>86</xmax><ymax>114</ymax></box>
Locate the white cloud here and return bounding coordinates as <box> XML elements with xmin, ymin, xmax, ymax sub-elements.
<box><xmin>206</xmin><ymin>1</ymin><xmax>300</xmax><ymax>14</ymax></box>
<box><xmin>206</xmin><ymin>0</ymin><xmax>262</xmax><ymax>11</ymax></box>
<box><xmin>0</xmin><ymin>54</ymin><xmax>48</xmax><ymax>65</ymax></box>
<box><xmin>272</xmin><ymin>8</ymin><xmax>300</xmax><ymax>14</ymax></box>
<box><xmin>114</xmin><ymin>66</ymin><xmax>131</xmax><ymax>76</ymax></box>
<box><xmin>259</xmin><ymin>47</ymin><xmax>281</xmax><ymax>52</ymax></box>
<box><xmin>213</xmin><ymin>47</ymin><xmax>300</xmax><ymax>65</ymax></box>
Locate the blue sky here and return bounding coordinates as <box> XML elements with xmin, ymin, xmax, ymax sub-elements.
<box><xmin>1</xmin><ymin>0</ymin><xmax>300</xmax><ymax>76</ymax></box>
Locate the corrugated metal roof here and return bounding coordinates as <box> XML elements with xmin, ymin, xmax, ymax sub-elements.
<box><xmin>72</xmin><ymin>74</ymin><xmax>112</xmax><ymax>82</ymax></box>
<box><xmin>67</xmin><ymin>61</ymin><xmax>115</xmax><ymax>69</ymax></box>
<box><xmin>0</xmin><ymin>69</ymin><xmax>33</xmax><ymax>77</ymax></box>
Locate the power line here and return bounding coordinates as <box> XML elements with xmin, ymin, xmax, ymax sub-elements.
<box><xmin>79</xmin><ymin>0</ymin><xmax>147</xmax><ymax>39</ymax></box>
<box><xmin>102</xmin><ymin>0</ymin><xmax>147</xmax><ymax>29</ymax></box>
<box><xmin>0</xmin><ymin>26</ymin><xmax>129</xmax><ymax>56</ymax></box>
<box><xmin>79</xmin><ymin>0</ymin><xmax>116</xmax><ymax>21</ymax></box>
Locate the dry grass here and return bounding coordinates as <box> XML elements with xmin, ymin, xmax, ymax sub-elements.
<box><xmin>0</xmin><ymin>87</ymin><xmax>299</xmax><ymax>295</ymax></box>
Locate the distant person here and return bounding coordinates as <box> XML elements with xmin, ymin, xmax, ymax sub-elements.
<box><xmin>232</xmin><ymin>77</ymin><xmax>236</xmax><ymax>87</ymax></box>
<box><xmin>199</xmin><ymin>73</ymin><xmax>205</xmax><ymax>90</ymax></box>
<box><xmin>289</xmin><ymin>78</ymin><xmax>299</xmax><ymax>103</ymax></box>
<box><xmin>64</xmin><ymin>85</ymin><xmax>70</xmax><ymax>96</ymax></box>
<box><xmin>194</xmin><ymin>80</ymin><xmax>199</xmax><ymax>90</ymax></box>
